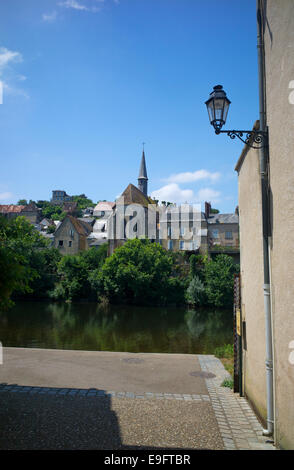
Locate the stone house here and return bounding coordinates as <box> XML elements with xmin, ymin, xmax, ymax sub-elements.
<box><xmin>93</xmin><ymin>201</ymin><xmax>115</xmax><ymax>218</ymax></box>
<box><xmin>234</xmin><ymin>0</ymin><xmax>294</xmax><ymax>449</ymax></box>
<box><xmin>51</xmin><ymin>190</ymin><xmax>72</xmax><ymax>205</ymax></box>
<box><xmin>54</xmin><ymin>215</ymin><xmax>92</xmax><ymax>255</ymax></box>
<box><xmin>0</xmin><ymin>203</ymin><xmax>41</xmax><ymax>224</ymax></box>
<box><xmin>205</xmin><ymin>202</ymin><xmax>239</xmax><ymax>263</ymax></box>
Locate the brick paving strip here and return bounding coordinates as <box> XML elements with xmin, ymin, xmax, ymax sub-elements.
<box><xmin>198</xmin><ymin>355</ymin><xmax>275</xmax><ymax>451</ymax></box>
<box><xmin>0</xmin><ymin>384</ymin><xmax>210</xmax><ymax>402</ymax></box>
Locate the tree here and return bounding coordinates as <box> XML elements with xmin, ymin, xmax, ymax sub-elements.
<box><xmin>52</xmin><ymin>246</ymin><xmax>108</xmax><ymax>301</ymax></box>
<box><xmin>186</xmin><ymin>276</ymin><xmax>206</xmax><ymax>306</ymax></box>
<box><xmin>93</xmin><ymin>239</ymin><xmax>185</xmax><ymax>305</ymax></box>
<box><xmin>0</xmin><ymin>216</ymin><xmax>50</xmax><ymax>309</ymax></box>
<box><xmin>204</xmin><ymin>254</ymin><xmax>239</xmax><ymax>308</ymax></box>
<box><xmin>17</xmin><ymin>199</ymin><xmax>27</xmax><ymax>205</ymax></box>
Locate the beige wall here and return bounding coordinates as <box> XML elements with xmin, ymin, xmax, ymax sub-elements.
<box><xmin>236</xmin><ymin>0</ymin><xmax>294</xmax><ymax>449</ymax></box>
<box><xmin>236</xmin><ymin>144</ymin><xmax>267</xmax><ymax>422</ymax></box>
<box><xmin>264</xmin><ymin>0</ymin><xmax>294</xmax><ymax>449</ymax></box>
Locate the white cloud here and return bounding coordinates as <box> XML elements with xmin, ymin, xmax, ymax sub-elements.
<box><xmin>58</xmin><ymin>0</ymin><xmax>104</xmax><ymax>12</ymax></box>
<box><xmin>196</xmin><ymin>188</ymin><xmax>221</xmax><ymax>203</ymax></box>
<box><xmin>151</xmin><ymin>184</ymin><xmax>194</xmax><ymax>204</ymax></box>
<box><xmin>0</xmin><ymin>47</ymin><xmax>22</xmax><ymax>75</ymax></box>
<box><xmin>0</xmin><ymin>47</ymin><xmax>28</xmax><ymax>100</ymax></box>
<box><xmin>165</xmin><ymin>169</ymin><xmax>220</xmax><ymax>184</ymax></box>
<box><xmin>0</xmin><ymin>192</ymin><xmax>13</xmax><ymax>202</ymax></box>
<box><xmin>58</xmin><ymin>0</ymin><xmax>89</xmax><ymax>10</ymax></box>
<box><xmin>42</xmin><ymin>11</ymin><xmax>57</xmax><ymax>23</ymax></box>
<box><xmin>151</xmin><ymin>184</ymin><xmax>221</xmax><ymax>205</ymax></box>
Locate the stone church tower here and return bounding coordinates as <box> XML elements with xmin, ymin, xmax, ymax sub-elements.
<box><xmin>138</xmin><ymin>148</ymin><xmax>148</xmax><ymax>196</ymax></box>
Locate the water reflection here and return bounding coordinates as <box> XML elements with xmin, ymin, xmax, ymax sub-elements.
<box><xmin>0</xmin><ymin>301</ymin><xmax>233</xmax><ymax>354</ymax></box>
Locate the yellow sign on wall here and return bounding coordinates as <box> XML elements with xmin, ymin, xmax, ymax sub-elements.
<box><xmin>236</xmin><ymin>309</ymin><xmax>241</xmax><ymax>336</ymax></box>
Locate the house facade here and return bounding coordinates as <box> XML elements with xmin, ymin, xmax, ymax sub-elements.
<box><xmin>54</xmin><ymin>215</ymin><xmax>92</xmax><ymax>255</ymax></box>
<box><xmin>0</xmin><ymin>203</ymin><xmax>41</xmax><ymax>224</ymax></box>
<box><xmin>235</xmin><ymin>0</ymin><xmax>294</xmax><ymax>449</ymax></box>
<box><xmin>51</xmin><ymin>190</ymin><xmax>72</xmax><ymax>205</ymax></box>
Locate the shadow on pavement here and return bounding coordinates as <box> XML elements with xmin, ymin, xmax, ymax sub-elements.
<box><xmin>0</xmin><ymin>384</ymin><xmax>200</xmax><ymax>450</ymax></box>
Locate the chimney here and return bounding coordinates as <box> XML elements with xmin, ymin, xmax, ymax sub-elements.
<box><xmin>235</xmin><ymin>205</ymin><xmax>239</xmax><ymax>215</ymax></box>
<box><xmin>205</xmin><ymin>201</ymin><xmax>211</xmax><ymax>219</ymax></box>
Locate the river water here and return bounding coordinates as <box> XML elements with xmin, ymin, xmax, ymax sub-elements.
<box><xmin>0</xmin><ymin>301</ymin><xmax>233</xmax><ymax>354</ymax></box>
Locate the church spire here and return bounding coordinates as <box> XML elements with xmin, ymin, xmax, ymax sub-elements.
<box><xmin>138</xmin><ymin>144</ymin><xmax>148</xmax><ymax>196</ymax></box>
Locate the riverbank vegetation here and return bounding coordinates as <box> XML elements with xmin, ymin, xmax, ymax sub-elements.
<box><xmin>0</xmin><ymin>216</ymin><xmax>239</xmax><ymax>310</ymax></box>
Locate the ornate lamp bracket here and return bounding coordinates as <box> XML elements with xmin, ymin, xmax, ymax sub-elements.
<box><xmin>216</xmin><ymin>129</ymin><xmax>268</xmax><ymax>149</ymax></box>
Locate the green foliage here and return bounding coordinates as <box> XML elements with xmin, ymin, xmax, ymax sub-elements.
<box><xmin>185</xmin><ymin>276</ymin><xmax>206</xmax><ymax>306</ymax></box>
<box><xmin>24</xmin><ymin>247</ymin><xmax>62</xmax><ymax>299</ymax></box>
<box><xmin>52</xmin><ymin>246</ymin><xmax>108</xmax><ymax>301</ymax></box>
<box><xmin>72</xmin><ymin>194</ymin><xmax>95</xmax><ymax>210</ymax></box>
<box><xmin>204</xmin><ymin>255</ymin><xmax>239</xmax><ymax>308</ymax></box>
<box><xmin>221</xmin><ymin>378</ymin><xmax>234</xmax><ymax>389</ymax></box>
<box><xmin>17</xmin><ymin>199</ymin><xmax>27</xmax><ymax>205</ymax></box>
<box><xmin>0</xmin><ymin>216</ymin><xmax>50</xmax><ymax>309</ymax></box>
<box><xmin>94</xmin><ymin>239</ymin><xmax>185</xmax><ymax>305</ymax></box>
<box><xmin>210</xmin><ymin>208</ymin><xmax>219</xmax><ymax>214</ymax></box>
<box><xmin>46</xmin><ymin>224</ymin><xmax>56</xmax><ymax>234</ymax></box>
<box><xmin>214</xmin><ymin>343</ymin><xmax>234</xmax><ymax>359</ymax></box>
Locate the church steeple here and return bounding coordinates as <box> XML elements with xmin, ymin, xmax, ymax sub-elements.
<box><xmin>138</xmin><ymin>144</ymin><xmax>148</xmax><ymax>196</ymax></box>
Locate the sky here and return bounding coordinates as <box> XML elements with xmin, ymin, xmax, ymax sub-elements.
<box><xmin>0</xmin><ymin>0</ymin><xmax>259</xmax><ymax>213</ymax></box>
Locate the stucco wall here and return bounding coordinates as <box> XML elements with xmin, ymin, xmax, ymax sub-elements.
<box><xmin>237</xmin><ymin>145</ymin><xmax>267</xmax><ymax>422</ymax></box>
<box><xmin>54</xmin><ymin>218</ymin><xmax>81</xmax><ymax>255</ymax></box>
<box><xmin>264</xmin><ymin>0</ymin><xmax>294</xmax><ymax>449</ymax></box>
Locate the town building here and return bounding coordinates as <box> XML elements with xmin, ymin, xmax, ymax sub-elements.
<box><xmin>205</xmin><ymin>202</ymin><xmax>239</xmax><ymax>263</ymax></box>
<box><xmin>234</xmin><ymin>0</ymin><xmax>294</xmax><ymax>449</ymax></box>
<box><xmin>0</xmin><ymin>203</ymin><xmax>41</xmax><ymax>224</ymax></box>
<box><xmin>51</xmin><ymin>190</ymin><xmax>72</xmax><ymax>205</ymax></box>
<box><xmin>53</xmin><ymin>215</ymin><xmax>92</xmax><ymax>255</ymax></box>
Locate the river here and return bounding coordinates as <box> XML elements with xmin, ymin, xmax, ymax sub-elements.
<box><xmin>0</xmin><ymin>301</ymin><xmax>233</xmax><ymax>354</ymax></box>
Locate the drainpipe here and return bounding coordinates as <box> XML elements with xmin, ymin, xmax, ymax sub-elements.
<box><xmin>256</xmin><ymin>0</ymin><xmax>274</xmax><ymax>437</ymax></box>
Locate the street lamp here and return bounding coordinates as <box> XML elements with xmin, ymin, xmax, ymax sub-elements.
<box><xmin>205</xmin><ymin>85</ymin><xmax>268</xmax><ymax>148</ymax></box>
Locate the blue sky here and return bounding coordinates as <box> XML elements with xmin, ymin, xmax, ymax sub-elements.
<box><xmin>0</xmin><ymin>0</ymin><xmax>258</xmax><ymax>212</ymax></box>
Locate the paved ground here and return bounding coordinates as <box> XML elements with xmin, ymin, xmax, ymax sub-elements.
<box><xmin>0</xmin><ymin>348</ymin><xmax>276</xmax><ymax>450</ymax></box>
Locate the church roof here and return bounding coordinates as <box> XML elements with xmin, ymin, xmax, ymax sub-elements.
<box><xmin>138</xmin><ymin>150</ymin><xmax>148</xmax><ymax>180</ymax></box>
<box><xmin>117</xmin><ymin>184</ymin><xmax>155</xmax><ymax>207</ymax></box>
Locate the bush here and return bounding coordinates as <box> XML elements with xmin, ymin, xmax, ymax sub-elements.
<box><xmin>95</xmin><ymin>239</ymin><xmax>185</xmax><ymax>305</ymax></box>
<box><xmin>185</xmin><ymin>276</ymin><xmax>206</xmax><ymax>306</ymax></box>
<box><xmin>204</xmin><ymin>254</ymin><xmax>239</xmax><ymax>308</ymax></box>
<box><xmin>214</xmin><ymin>344</ymin><xmax>234</xmax><ymax>359</ymax></box>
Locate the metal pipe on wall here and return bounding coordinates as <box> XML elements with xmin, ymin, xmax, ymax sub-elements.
<box><xmin>256</xmin><ymin>0</ymin><xmax>274</xmax><ymax>437</ymax></box>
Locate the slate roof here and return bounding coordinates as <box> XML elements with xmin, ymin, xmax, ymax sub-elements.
<box><xmin>138</xmin><ymin>150</ymin><xmax>148</xmax><ymax>179</ymax></box>
<box><xmin>117</xmin><ymin>183</ymin><xmax>155</xmax><ymax>207</ymax></box>
<box><xmin>67</xmin><ymin>216</ymin><xmax>92</xmax><ymax>236</ymax></box>
<box><xmin>207</xmin><ymin>213</ymin><xmax>239</xmax><ymax>224</ymax></box>
<box><xmin>0</xmin><ymin>205</ymin><xmax>25</xmax><ymax>213</ymax></box>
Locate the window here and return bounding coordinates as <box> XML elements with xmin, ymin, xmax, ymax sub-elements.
<box><xmin>180</xmin><ymin>227</ymin><xmax>185</xmax><ymax>237</ymax></box>
<box><xmin>179</xmin><ymin>240</ymin><xmax>184</xmax><ymax>250</ymax></box>
<box><xmin>167</xmin><ymin>226</ymin><xmax>172</xmax><ymax>237</ymax></box>
<box><xmin>211</xmin><ymin>229</ymin><xmax>219</xmax><ymax>238</ymax></box>
<box><xmin>68</xmin><ymin>241</ymin><xmax>72</xmax><ymax>247</ymax></box>
<box><xmin>58</xmin><ymin>240</ymin><xmax>63</xmax><ymax>246</ymax></box>
<box><xmin>168</xmin><ymin>240</ymin><xmax>173</xmax><ymax>250</ymax></box>
<box><xmin>225</xmin><ymin>231</ymin><xmax>233</xmax><ymax>239</ymax></box>
<box><xmin>69</xmin><ymin>229</ymin><xmax>74</xmax><ymax>238</ymax></box>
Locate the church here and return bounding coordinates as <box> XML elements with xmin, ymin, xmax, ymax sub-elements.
<box><xmin>108</xmin><ymin>148</ymin><xmax>158</xmax><ymax>254</ymax></box>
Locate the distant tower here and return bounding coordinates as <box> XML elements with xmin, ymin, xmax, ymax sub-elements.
<box><xmin>138</xmin><ymin>144</ymin><xmax>148</xmax><ymax>196</ymax></box>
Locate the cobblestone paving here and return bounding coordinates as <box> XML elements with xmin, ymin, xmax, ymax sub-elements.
<box><xmin>198</xmin><ymin>355</ymin><xmax>275</xmax><ymax>451</ymax></box>
<box><xmin>0</xmin><ymin>384</ymin><xmax>210</xmax><ymax>402</ymax></box>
